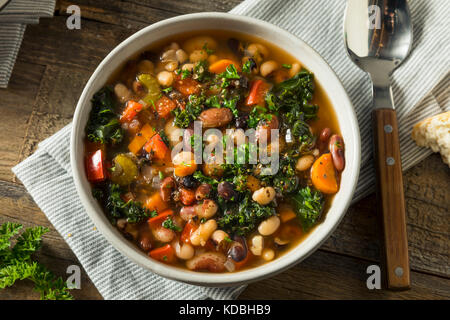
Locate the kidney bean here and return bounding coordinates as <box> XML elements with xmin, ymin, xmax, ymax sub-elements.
<box><xmin>160</xmin><ymin>176</ymin><xmax>176</xmax><ymax>202</ymax></box>
<box><xmin>218</xmin><ymin>181</ymin><xmax>237</xmax><ymax>201</ymax></box>
<box><xmin>179</xmin><ymin>188</ymin><xmax>196</xmax><ymax>206</ymax></box>
<box><xmin>329</xmin><ymin>134</ymin><xmax>345</xmax><ymax>171</ymax></box>
<box><xmin>138</xmin><ymin>232</ymin><xmax>152</xmax><ymax>252</ymax></box>
<box><xmin>195</xmin><ymin>183</ymin><xmax>212</xmax><ymax>201</ymax></box>
<box><xmin>318</xmin><ymin>127</ymin><xmax>331</xmax><ymax>152</ymax></box>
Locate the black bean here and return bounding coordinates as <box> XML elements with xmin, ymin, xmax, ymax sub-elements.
<box><xmin>180</xmin><ymin>175</ymin><xmax>198</xmax><ymax>189</ymax></box>
<box><xmin>217</xmin><ymin>181</ymin><xmax>237</xmax><ymax>201</ymax></box>
<box><xmin>235</xmin><ymin>114</ymin><xmax>249</xmax><ymax>129</ymax></box>
<box><xmin>228</xmin><ymin>242</ymin><xmax>247</xmax><ymax>262</ymax></box>
<box><xmin>227</xmin><ymin>38</ymin><xmax>243</xmax><ymax>57</ymax></box>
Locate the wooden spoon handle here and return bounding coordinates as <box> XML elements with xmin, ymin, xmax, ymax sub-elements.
<box><xmin>372</xmin><ymin>108</ymin><xmax>410</xmax><ymax>290</ymax></box>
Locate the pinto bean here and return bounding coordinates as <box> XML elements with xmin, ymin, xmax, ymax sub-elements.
<box><xmin>180</xmin><ymin>206</ymin><xmax>198</xmax><ymax>221</ymax></box>
<box><xmin>329</xmin><ymin>134</ymin><xmax>345</xmax><ymax>171</ymax></box>
<box><xmin>152</xmin><ymin>225</ymin><xmax>175</xmax><ymax>243</ymax></box>
<box><xmin>138</xmin><ymin>232</ymin><xmax>153</xmax><ymax>252</ymax></box>
<box><xmin>160</xmin><ymin>177</ymin><xmax>176</xmax><ymax>202</ymax></box>
<box><xmin>186</xmin><ymin>252</ymin><xmax>226</xmax><ymax>272</ymax></box>
<box><xmin>195</xmin><ymin>183</ymin><xmax>212</xmax><ymax>201</ymax></box>
<box><xmin>179</xmin><ymin>188</ymin><xmax>196</xmax><ymax>206</ymax></box>
<box><xmin>198</xmin><ymin>108</ymin><xmax>233</xmax><ymax>128</ymax></box>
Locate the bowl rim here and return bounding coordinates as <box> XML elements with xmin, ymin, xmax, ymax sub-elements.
<box><xmin>71</xmin><ymin>12</ymin><xmax>361</xmax><ymax>286</ymax></box>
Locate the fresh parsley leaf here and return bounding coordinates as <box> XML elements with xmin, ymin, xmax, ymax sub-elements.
<box><xmin>162</xmin><ymin>217</ymin><xmax>182</xmax><ymax>232</ymax></box>
<box><xmin>282</xmin><ymin>64</ymin><xmax>292</xmax><ymax>69</ymax></box>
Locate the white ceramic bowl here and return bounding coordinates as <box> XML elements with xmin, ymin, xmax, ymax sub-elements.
<box><xmin>71</xmin><ymin>12</ymin><xmax>361</xmax><ymax>287</ymax></box>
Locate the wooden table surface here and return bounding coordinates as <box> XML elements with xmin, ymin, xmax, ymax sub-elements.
<box><xmin>0</xmin><ymin>0</ymin><xmax>448</xmax><ymax>300</ymax></box>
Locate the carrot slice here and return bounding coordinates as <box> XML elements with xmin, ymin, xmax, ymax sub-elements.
<box><xmin>149</xmin><ymin>244</ymin><xmax>176</xmax><ymax>263</ymax></box>
<box><xmin>145</xmin><ymin>192</ymin><xmax>169</xmax><ymax>213</ymax></box>
<box><xmin>127</xmin><ymin>123</ymin><xmax>156</xmax><ymax>154</ymax></box>
<box><xmin>310</xmin><ymin>153</ymin><xmax>339</xmax><ymax>194</ymax></box>
<box><xmin>120</xmin><ymin>100</ymin><xmax>143</xmax><ymax>123</ymax></box>
<box><xmin>154</xmin><ymin>95</ymin><xmax>177</xmax><ymax>119</ymax></box>
<box><xmin>143</xmin><ymin>134</ymin><xmax>170</xmax><ymax>160</ymax></box>
<box><xmin>209</xmin><ymin>59</ymin><xmax>241</xmax><ymax>73</ymax></box>
<box><xmin>245</xmin><ymin>80</ymin><xmax>270</xmax><ymax>106</ymax></box>
<box><xmin>148</xmin><ymin>209</ymin><xmax>174</xmax><ymax>228</ymax></box>
<box><xmin>279</xmin><ymin>204</ymin><xmax>296</xmax><ymax>223</ymax></box>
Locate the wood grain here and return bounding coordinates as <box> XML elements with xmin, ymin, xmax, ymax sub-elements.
<box><xmin>372</xmin><ymin>109</ymin><xmax>410</xmax><ymax>289</ymax></box>
<box><xmin>0</xmin><ymin>0</ymin><xmax>448</xmax><ymax>299</ymax></box>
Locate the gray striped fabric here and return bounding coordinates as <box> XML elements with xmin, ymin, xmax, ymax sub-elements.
<box><xmin>11</xmin><ymin>0</ymin><xmax>449</xmax><ymax>300</ymax></box>
<box><xmin>0</xmin><ymin>0</ymin><xmax>55</xmax><ymax>88</ymax></box>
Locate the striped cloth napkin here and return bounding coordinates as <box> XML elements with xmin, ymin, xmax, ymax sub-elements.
<box><xmin>0</xmin><ymin>0</ymin><xmax>56</xmax><ymax>88</ymax></box>
<box><xmin>12</xmin><ymin>0</ymin><xmax>449</xmax><ymax>299</ymax></box>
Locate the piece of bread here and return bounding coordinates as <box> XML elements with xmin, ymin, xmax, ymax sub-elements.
<box><xmin>411</xmin><ymin>111</ymin><xmax>450</xmax><ymax>166</ymax></box>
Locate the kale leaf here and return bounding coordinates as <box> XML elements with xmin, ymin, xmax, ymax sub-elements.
<box><xmin>94</xmin><ymin>184</ymin><xmax>155</xmax><ymax>223</ymax></box>
<box><xmin>217</xmin><ymin>194</ymin><xmax>276</xmax><ymax>236</ymax></box>
<box><xmin>0</xmin><ymin>222</ymin><xmax>73</xmax><ymax>300</ymax></box>
<box><xmin>85</xmin><ymin>87</ymin><xmax>123</xmax><ymax>145</ymax></box>
<box><xmin>292</xmin><ymin>186</ymin><xmax>324</xmax><ymax>230</ymax></box>
<box><xmin>172</xmin><ymin>93</ymin><xmax>205</xmax><ymax>128</ymax></box>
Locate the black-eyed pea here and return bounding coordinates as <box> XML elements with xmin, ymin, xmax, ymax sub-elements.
<box><xmin>258</xmin><ymin>216</ymin><xmax>280</xmax><ymax>236</ymax></box>
<box><xmin>252</xmin><ymin>187</ymin><xmax>276</xmax><ymax>205</ymax></box>
<box><xmin>189</xmin><ymin>49</ymin><xmax>208</xmax><ymax>63</ymax></box>
<box><xmin>295</xmin><ymin>155</ymin><xmax>315</xmax><ymax>171</ymax></box>
<box><xmin>250</xmin><ymin>235</ymin><xmax>264</xmax><ymax>256</ymax></box>
<box><xmin>260</xmin><ymin>60</ymin><xmax>279</xmax><ymax>77</ymax></box>
<box><xmin>262</xmin><ymin>248</ymin><xmax>275</xmax><ymax>261</ymax></box>
<box><xmin>157</xmin><ymin>71</ymin><xmax>174</xmax><ymax>87</ymax></box>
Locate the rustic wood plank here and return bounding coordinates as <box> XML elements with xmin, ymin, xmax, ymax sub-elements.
<box><xmin>0</xmin><ymin>61</ymin><xmax>45</xmax><ymax>182</ymax></box>
<box><xmin>239</xmin><ymin>250</ymin><xmax>450</xmax><ymax>300</ymax></box>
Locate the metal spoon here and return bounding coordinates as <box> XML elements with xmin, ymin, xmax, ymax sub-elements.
<box><xmin>344</xmin><ymin>0</ymin><xmax>412</xmax><ymax>290</ymax></box>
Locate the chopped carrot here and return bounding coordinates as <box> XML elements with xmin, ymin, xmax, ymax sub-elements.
<box><xmin>180</xmin><ymin>221</ymin><xmax>197</xmax><ymax>244</ymax></box>
<box><xmin>120</xmin><ymin>100</ymin><xmax>143</xmax><ymax>123</ymax></box>
<box><xmin>144</xmin><ymin>192</ymin><xmax>169</xmax><ymax>213</ymax></box>
<box><xmin>279</xmin><ymin>205</ymin><xmax>296</xmax><ymax>223</ymax></box>
<box><xmin>128</xmin><ymin>123</ymin><xmax>156</xmax><ymax>154</ymax></box>
<box><xmin>311</xmin><ymin>153</ymin><xmax>339</xmax><ymax>194</ymax></box>
<box><xmin>148</xmin><ymin>209</ymin><xmax>174</xmax><ymax>228</ymax></box>
<box><xmin>245</xmin><ymin>80</ymin><xmax>270</xmax><ymax>106</ymax></box>
<box><xmin>209</xmin><ymin>59</ymin><xmax>241</xmax><ymax>73</ymax></box>
<box><xmin>174</xmin><ymin>159</ymin><xmax>197</xmax><ymax>177</ymax></box>
<box><xmin>173</xmin><ymin>76</ymin><xmax>200</xmax><ymax>96</ymax></box>
<box><xmin>149</xmin><ymin>244</ymin><xmax>176</xmax><ymax>263</ymax></box>
<box><xmin>143</xmin><ymin>134</ymin><xmax>170</xmax><ymax>160</ymax></box>
<box><xmin>154</xmin><ymin>95</ymin><xmax>176</xmax><ymax>119</ymax></box>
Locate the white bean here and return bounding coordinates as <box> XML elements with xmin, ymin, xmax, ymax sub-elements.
<box><xmin>173</xmin><ymin>241</ymin><xmax>195</xmax><ymax>260</ymax></box>
<box><xmin>247</xmin><ymin>43</ymin><xmax>269</xmax><ymax>60</ymax></box>
<box><xmin>137</xmin><ymin>60</ymin><xmax>154</xmax><ymax>74</ymax></box>
<box><xmin>181</xmin><ymin>63</ymin><xmax>195</xmax><ymax>71</ymax></box>
<box><xmin>289</xmin><ymin>62</ymin><xmax>301</xmax><ymax>77</ymax></box>
<box><xmin>258</xmin><ymin>216</ymin><xmax>280</xmax><ymax>236</ymax></box>
<box><xmin>114</xmin><ymin>83</ymin><xmax>132</xmax><ymax>103</ymax></box>
<box><xmin>199</xmin><ymin>200</ymin><xmax>218</xmax><ymax>219</ymax></box>
<box><xmin>190</xmin><ymin>219</ymin><xmax>217</xmax><ymax>246</ymax></box>
<box><xmin>250</xmin><ymin>235</ymin><xmax>264</xmax><ymax>256</ymax></box>
<box><xmin>260</xmin><ymin>60</ymin><xmax>279</xmax><ymax>77</ymax></box>
<box><xmin>296</xmin><ymin>155</ymin><xmax>315</xmax><ymax>171</ymax></box>
<box><xmin>176</xmin><ymin>49</ymin><xmax>188</xmax><ymax>63</ymax></box>
<box><xmin>165</xmin><ymin>61</ymin><xmax>178</xmax><ymax>72</ymax></box>
<box><xmin>211</xmin><ymin>230</ymin><xmax>229</xmax><ymax>245</ymax></box>
<box><xmin>252</xmin><ymin>187</ymin><xmax>276</xmax><ymax>205</ymax></box>
<box><xmin>183</xmin><ymin>36</ymin><xmax>217</xmax><ymax>53</ymax></box>
<box><xmin>262</xmin><ymin>248</ymin><xmax>275</xmax><ymax>261</ymax></box>
<box><xmin>161</xmin><ymin>49</ymin><xmax>177</xmax><ymax>62</ymax></box>
<box><xmin>164</xmin><ymin>119</ymin><xmax>183</xmax><ymax>146</ymax></box>
<box><xmin>189</xmin><ymin>49</ymin><xmax>208</xmax><ymax>63</ymax></box>
<box><xmin>157</xmin><ymin>71</ymin><xmax>174</xmax><ymax>87</ymax></box>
